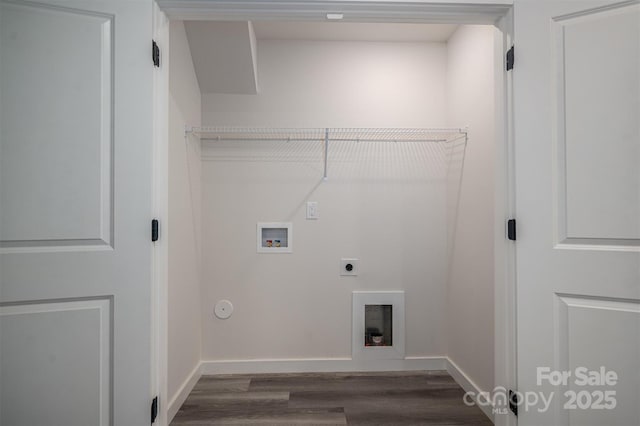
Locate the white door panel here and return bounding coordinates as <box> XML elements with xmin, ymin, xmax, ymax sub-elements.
<box><xmin>556</xmin><ymin>295</ymin><xmax>640</xmax><ymax>426</ymax></box>
<box><xmin>0</xmin><ymin>299</ymin><xmax>111</xmax><ymax>426</ymax></box>
<box><xmin>557</xmin><ymin>4</ymin><xmax>640</xmax><ymax>243</ymax></box>
<box><xmin>0</xmin><ymin>0</ymin><xmax>153</xmax><ymax>424</ymax></box>
<box><xmin>0</xmin><ymin>1</ymin><xmax>113</xmax><ymax>247</ymax></box>
<box><xmin>515</xmin><ymin>0</ymin><xmax>640</xmax><ymax>425</ymax></box>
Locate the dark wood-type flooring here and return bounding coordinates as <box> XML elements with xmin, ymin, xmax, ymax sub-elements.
<box><xmin>170</xmin><ymin>371</ymin><xmax>493</xmax><ymax>425</ymax></box>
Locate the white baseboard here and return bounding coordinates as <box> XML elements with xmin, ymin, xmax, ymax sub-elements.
<box><xmin>167</xmin><ymin>362</ymin><xmax>202</xmax><ymax>424</ymax></box>
<box><xmin>446</xmin><ymin>357</ymin><xmax>494</xmax><ymax>422</ymax></box>
<box><xmin>200</xmin><ymin>356</ymin><xmax>447</xmax><ymax>375</ymax></box>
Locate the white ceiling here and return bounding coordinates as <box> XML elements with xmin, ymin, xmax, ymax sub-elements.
<box><xmin>252</xmin><ymin>21</ymin><xmax>459</xmax><ymax>43</ymax></box>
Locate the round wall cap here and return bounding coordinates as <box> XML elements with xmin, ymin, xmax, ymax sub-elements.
<box><xmin>214</xmin><ymin>300</ymin><xmax>233</xmax><ymax>319</ymax></box>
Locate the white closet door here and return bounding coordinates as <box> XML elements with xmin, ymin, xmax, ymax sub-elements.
<box><xmin>0</xmin><ymin>0</ymin><xmax>153</xmax><ymax>425</ymax></box>
<box><xmin>514</xmin><ymin>0</ymin><xmax>639</xmax><ymax>425</ymax></box>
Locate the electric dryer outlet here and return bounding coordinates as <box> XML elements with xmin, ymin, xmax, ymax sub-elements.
<box><xmin>341</xmin><ymin>258</ymin><xmax>359</xmax><ymax>276</ymax></box>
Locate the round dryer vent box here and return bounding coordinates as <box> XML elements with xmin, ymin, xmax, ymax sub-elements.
<box><xmin>214</xmin><ymin>300</ymin><xmax>234</xmax><ymax>319</ymax></box>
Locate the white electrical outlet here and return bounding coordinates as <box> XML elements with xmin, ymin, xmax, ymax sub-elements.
<box><xmin>306</xmin><ymin>201</ymin><xmax>319</xmax><ymax>219</ymax></box>
<box><xmin>341</xmin><ymin>258</ymin><xmax>359</xmax><ymax>276</ymax></box>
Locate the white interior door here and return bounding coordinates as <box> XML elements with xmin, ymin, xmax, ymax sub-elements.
<box><xmin>0</xmin><ymin>0</ymin><xmax>154</xmax><ymax>425</ymax></box>
<box><xmin>514</xmin><ymin>0</ymin><xmax>639</xmax><ymax>425</ymax></box>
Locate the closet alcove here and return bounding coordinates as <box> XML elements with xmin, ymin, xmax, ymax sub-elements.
<box><xmin>167</xmin><ymin>20</ymin><xmax>497</xmax><ymax>422</ymax></box>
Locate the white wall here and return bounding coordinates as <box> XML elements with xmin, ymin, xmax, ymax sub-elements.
<box><xmin>168</xmin><ymin>21</ymin><xmax>202</xmax><ymax>403</ymax></box>
<box><xmin>200</xmin><ymin>40</ymin><xmax>450</xmax><ymax>361</ymax></box>
<box><xmin>445</xmin><ymin>25</ymin><xmax>495</xmax><ymax>394</ymax></box>
<box><xmin>203</xmin><ymin>40</ymin><xmax>447</xmax><ymax>127</ymax></box>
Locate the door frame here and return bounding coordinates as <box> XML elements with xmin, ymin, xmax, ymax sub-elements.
<box><xmin>152</xmin><ymin>3</ymin><xmax>170</xmax><ymax>426</ymax></box>
<box><xmin>152</xmin><ymin>2</ymin><xmax>517</xmax><ymax>426</ymax></box>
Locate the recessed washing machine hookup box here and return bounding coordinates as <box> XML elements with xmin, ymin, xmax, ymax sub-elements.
<box><xmin>257</xmin><ymin>222</ymin><xmax>292</xmax><ymax>253</ymax></box>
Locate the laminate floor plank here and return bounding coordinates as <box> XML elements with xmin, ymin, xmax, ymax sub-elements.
<box><xmin>170</xmin><ymin>371</ymin><xmax>492</xmax><ymax>426</ymax></box>
<box><xmin>176</xmin><ymin>396</ymin><xmax>290</xmax><ymax>415</ymax></box>
<box><xmin>249</xmin><ymin>373</ymin><xmax>453</xmax><ymax>393</ymax></box>
<box><xmin>186</xmin><ymin>391</ymin><xmax>290</xmax><ymax>402</ymax></box>
<box><xmin>192</xmin><ymin>378</ymin><xmax>251</xmax><ymax>393</ymax></box>
<box><xmin>171</xmin><ymin>407</ymin><xmax>347</xmax><ymax>425</ymax></box>
<box><xmin>288</xmin><ymin>387</ymin><xmax>472</xmax><ymax>409</ymax></box>
<box><xmin>290</xmin><ymin>388</ymin><xmax>492</xmax><ymax>426</ymax></box>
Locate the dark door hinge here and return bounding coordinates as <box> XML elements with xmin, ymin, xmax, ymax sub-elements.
<box><xmin>507</xmin><ymin>219</ymin><xmax>516</xmax><ymax>241</ymax></box>
<box><xmin>152</xmin><ymin>40</ymin><xmax>160</xmax><ymax>67</ymax></box>
<box><xmin>152</xmin><ymin>219</ymin><xmax>159</xmax><ymax>242</ymax></box>
<box><xmin>506</xmin><ymin>45</ymin><xmax>514</xmax><ymax>71</ymax></box>
<box><xmin>509</xmin><ymin>389</ymin><xmax>519</xmax><ymax>416</ymax></box>
<box><xmin>151</xmin><ymin>396</ymin><xmax>158</xmax><ymax>424</ymax></box>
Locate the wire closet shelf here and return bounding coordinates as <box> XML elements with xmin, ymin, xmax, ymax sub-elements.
<box><xmin>185</xmin><ymin>126</ymin><xmax>468</xmax><ymax>179</ymax></box>
<box><xmin>186</xmin><ymin>126</ymin><xmax>466</xmax><ymax>143</ymax></box>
